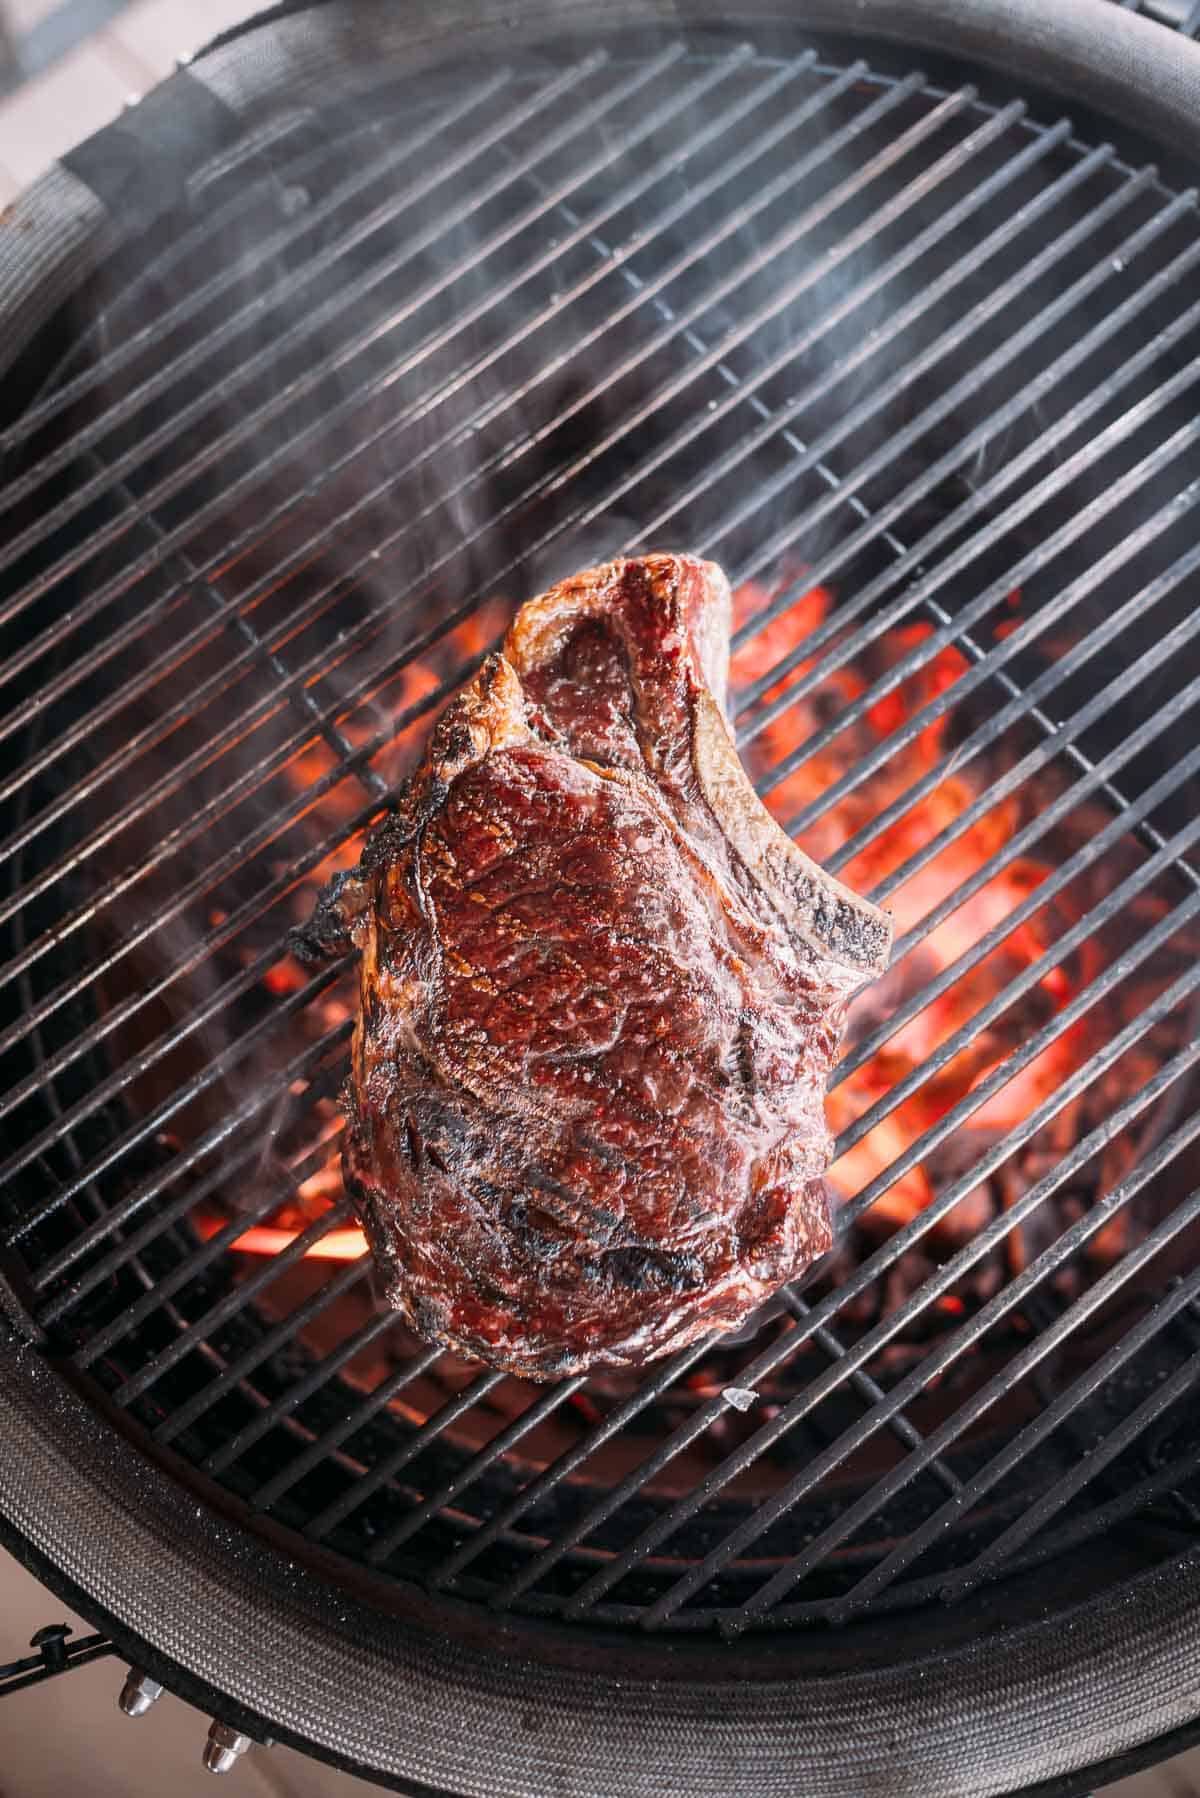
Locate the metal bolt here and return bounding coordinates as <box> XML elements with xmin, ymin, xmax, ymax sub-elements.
<box><xmin>203</xmin><ymin>1721</ymin><xmax>254</xmax><ymax>1775</ymax></box>
<box><xmin>118</xmin><ymin>1668</ymin><xmax>164</xmax><ymax>1717</ymax></box>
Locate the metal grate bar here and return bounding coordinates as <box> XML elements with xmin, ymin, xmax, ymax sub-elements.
<box><xmin>627</xmin><ymin>174</ymin><xmax>1175</xmax><ymax>599</ymax></box>
<box><xmin>246</xmin><ymin>1345</ymin><xmax>446</xmax><ymax>1513</ymax></box>
<box><xmin>0</xmin><ymin>47</ymin><xmax>627</xmax><ymax>603</ymax></box>
<box><xmin>0</xmin><ymin>54</ymin><xmax>860</xmax><ymax>796</ymax></box>
<box><xmin>530</xmin><ymin>91</ymin><xmax>1044</xmax><ymax>455</ymax></box>
<box><xmin>491</xmin><ymin>942</ymin><xmax>1200</xmax><ymax>1607</ymax></box>
<box><xmin>0</xmin><ymin>577</ymin><xmax>477</xmax><ymax>1030</ymax></box>
<box><xmin>0</xmin><ymin>62</ymin><xmax>930</xmax><ymax>794</ymax></box>
<box><xmin>185</xmin><ymin>1301</ymin><xmax>391</xmax><ymax>1464</ymax></box>
<box><xmin>0</xmin><ymin>543</ymin><xmax>357</xmax><ymax>863</ymax></box>
<box><xmin>0</xmin><ymin>623</ymin><xmax>434</xmax><ymax>1119</ymax></box>
<box><xmin>756</xmin><ymin>407</ymin><xmax>1200</xmax><ymax>821</ymax></box>
<box><xmin>630</xmin><ymin>176</ymin><xmax>1200</xmax><ymax>904</ymax></box>
<box><xmin>776</xmin><ymin>475</ymin><xmax>1200</xmax><ymax>883</ymax></box>
<box><xmin>0</xmin><ymin>570</ymin><xmax>435</xmax><ymax>1011</ymax></box>
<box><xmin>0</xmin><ymin>778</ymin><xmax>377</xmax><ymax>1154</ymax></box>
<box><xmin>875</xmin><ymin>713</ymin><xmax>1200</xmax><ymax>954</ymax></box>
<box><xmin>17</xmin><ymin>998</ymin><xmax>349</xmax><ymax>1283</ymax></box>
<box><xmin>580</xmin><ymin>1042</ymin><xmax>1200</xmax><ymax>1624</ymax></box>
<box><xmin>0</xmin><ymin>77</ymin><xmax>517</xmax><ymax>512</ymax></box>
<box><xmin>32</xmin><ymin>1077</ymin><xmax>341</xmax><ymax>1348</ymax></box>
<box><xmin>659</xmin><ymin>237</ymin><xmax>1200</xmax><ymax>910</ymax></box>
<box><xmin>874</xmin><ymin>675</ymin><xmax>1200</xmax><ymax>982</ymax></box>
<box><xmin>840</xmin><ymin>729</ymin><xmax>1200</xmax><ymax>1093</ymax></box>
<box><xmin>2</xmin><ymin>80</ymin><xmax>921</xmax><ymax>927</ymax></box>
<box><xmin>0</xmin><ymin>574</ymin><xmax>397</xmax><ymax>940</ymax></box>
<box><xmin>240</xmin><ymin>61</ymin><xmax>917</xmax><ymax>669</ymax></box>
<box><xmin>156</xmin><ymin>1258</ymin><xmax>373</xmax><ymax>1449</ymax></box>
<box><xmin>0</xmin><ymin>98</ymin><xmax>1043</xmax><ymax>1093</ymax></box>
<box><xmin>0</xmin><ymin>47</ymin><xmax>672</xmax><ymax>727</ymax></box>
<box><xmin>494</xmin><ymin>1435</ymin><xmax>1200</xmax><ymax>1629</ymax></box>
<box><xmin>824</xmin><ymin>542</ymin><xmax>1200</xmax><ymax>881</ymax></box>
<box><xmin>784</xmin><ymin>1292</ymin><xmax>962</xmax><ymax>1495</ymax></box>
<box><xmin>783</xmin><ymin>508</ymin><xmax>1200</xmax><ymax>929</ymax></box>
<box><xmin>4</xmin><ymin>55</ymin><xmax>1199</xmax><ymax>1632</ymax></box>
<box><xmin>199</xmin><ymin>1306</ymin><xmax>400</xmax><ymax>1472</ymax></box>
<box><xmin>838</xmin><ymin>839</ymin><xmax>1200</xmax><ymax>1232</ymax></box>
<box><xmin>0</xmin><ymin>48</ymin><xmax>800</xmax><ymax>855</ymax></box>
<box><xmin>642</xmin><ymin>152</ymin><xmax>1154</xmax><ymax>567</ymax></box>
<box><xmin>125</xmin><ymin>460</ymin><xmax>387</xmax><ymax>822</ymax></box>
<box><xmin>66</xmin><ymin>1140</ymin><xmax>349</xmax><ymax>1364</ymax></box>
<box><xmin>8</xmin><ymin>951</ymin><xmax>349</xmax><ymax>1267</ymax></box>
<box><xmin>91</xmin><ymin>89</ymin><xmax>1014</xmax><ymax>920</ymax></box>
<box><xmin>116</xmin><ymin>61</ymin><xmax>935</xmax><ymax>823</ymax></box>
<box><xmin>722</xmin><ymin>1184</ymin><xmax>1200</xmax><ymax>1630</ymax></box>
<box><xmin>33</xmin><ymin>1097</ymin><xmax>342</xmax><ymax>1345</ymax></box>
<box><xmin>0</xmin><ymin>56</ymin><xmax>820</xmax><ymax>841</ymax></box>
<box><xmin>18</xmin><ymin>499</ymin><xmax>1200</xmax><ymax>1481</ymax></box>
<box><xmin>301</xmin><ymin>1370</ymin><xmax>509</xmax><ymax>1541</ymax></box>
<box><xmin>211</xmin><ymin>587</ymin><xmax>387</xmax><ymax>806</ymax></box>
<box><xmin>502</xmin><ymin>84</ymin><xmax>1048</xmax><ymax>566</ymax></box>
<box><xmin>0</xmin><ymin>130</ymin><xmax>1165</xmax><ymax>895</ymax></box>
<box><xmin>0</xmin><ymin>39</ymin><xmax>719</xmax><ymax>590</ymax></box>
<box><xmin>373</xmin><ymin>1300</ymin><xmax>956</xmax><ymax>1574</ymax></box>
<box><xmin>476</xmin><ymin>64</ymin><xmax>963</xmax><ymax>545</ymax></box>
<box><xmin>729</xmin><ymin>192</ymin><xmax>1196</xmax><ymax>718</ymax></box>
<box><xmin>109</xmin><ymin>1193</ymin><xmax>358</xmax><ymax>1408</ymax></box>
<box><xmin>752</xmin><ymin>1169</ymin><xmax>1200</xmax><ymax>1626</ymax></box>
<box><xmin>429</xmin><ymin>1342</ymin><xmax>714</xmax><ymax>1587</ymax></box>
<box><xmin>913</xmin><ymin>582</ymin><xmax>1192</xmax><ymax>894</ymax></box>
<box><xmin>363</xmin><ymin>1375</ymin><xmax>591</xmax><ymax>1564</ymax></box>
<box><xmin>941</xmin><ymin>1338</ymin><xmax>1200</xmax><ymax>1597</ymax></box>
<box><xmin>495</xmin><ymin>1434</ymin><xmax>1200</xmax><ymax>1628</ymax></box>
<box><xmin>0</xmin><ymin>87</ymin><xmax>1036</xmax><ymax>913</ymax></box>
<box><xmin>0</xmin><ymin>107</ymin><xmax>462</xmax><ymax>454</ymax></box>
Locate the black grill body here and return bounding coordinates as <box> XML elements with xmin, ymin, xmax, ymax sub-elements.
<box><xmin>2</xmin><ymin>2</ymin><xmax>1200</xmax><ymax>1793</ymax></box>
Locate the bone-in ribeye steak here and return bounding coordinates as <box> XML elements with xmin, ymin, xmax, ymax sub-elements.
<box><xmin>297</xmin><ymin>555</ymin><xmax>891</xmax><ymax>1378</ymax></box>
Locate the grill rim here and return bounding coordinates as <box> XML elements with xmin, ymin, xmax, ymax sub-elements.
<box><xmin>4</xmin><ymin>1315</ymin><xmax>1200</xmax><ymax>1798</ymax></box>
<box><xmin>4</xmin><ymin>0</ymin><xmax>1200</xmax><ymax>1790</ymax></box>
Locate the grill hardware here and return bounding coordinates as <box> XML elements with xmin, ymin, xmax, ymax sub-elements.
<box><xmin>0</xmin><ymin>1625</ymin><xmax>115</xmax><ymax>1698</ymax></box>
<box><xmin>3</xmin><ymin>35</ymin><xmax>1200</xmax><ymax>1633</ymax></box>
<box><xmin>2</xmin><ymin>3</ymin><xmax>1200</xmax><ymax>1792</ymax></box>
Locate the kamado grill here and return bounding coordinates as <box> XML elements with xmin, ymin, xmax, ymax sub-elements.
<box><xmin>2</xmin><ymin>0</ymin><xmax>1200</xmax><ymax>1791</ymax></box>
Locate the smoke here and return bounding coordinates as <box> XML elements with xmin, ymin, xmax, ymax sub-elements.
<box><xmin>6</xmin><ymin>24</ymin><xmax>1199</xmax><ymax>1285</ymax></box>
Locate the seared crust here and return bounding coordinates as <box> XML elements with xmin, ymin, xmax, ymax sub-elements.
<box><xmin>305</xmin><ymin>556</ymin><xmax>891</xmax><ymax>1378</ymax></box>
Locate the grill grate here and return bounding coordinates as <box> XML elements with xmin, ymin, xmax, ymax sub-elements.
<box><xmin>2</xmin><ymin>35</ymin><xmax>1200</xmax><ymax>1636</ymax></box>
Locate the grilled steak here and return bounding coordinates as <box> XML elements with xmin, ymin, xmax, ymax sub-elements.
<box><xmin>297</xmin><ymin>555</ymin><xmax>891</xmax><ymax>1378</ymax></box>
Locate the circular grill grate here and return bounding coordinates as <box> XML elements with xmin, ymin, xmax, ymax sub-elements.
<box><xmin>2</xmin><ymin>24</ymin><xmax>1200</xmax><ymax>1642</ymax></box>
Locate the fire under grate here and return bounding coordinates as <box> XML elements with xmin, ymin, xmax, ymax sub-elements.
<box><xmin>2</xmin><ymin>34</ymin><xmax>1200</xmax><ymax>1637</ymax></box>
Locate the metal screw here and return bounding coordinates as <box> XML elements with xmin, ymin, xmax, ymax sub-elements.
<box><xmin>118</xmin><ymin>1668</ymin><xmax>164</xmax><ymax>1717</ymax></box>
<box><xmin>203</xmin><ymin>1721</ymin><xmax>254</xmax><ymax>1775</ymax></box>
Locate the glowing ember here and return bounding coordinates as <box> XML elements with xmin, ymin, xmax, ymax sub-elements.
<box><xmin>728</xmin><ymin>573</ymin><xmax>1086</xmax><ymax>1233</ymax></box>
<box><xmin>194</xmin><ymin>1213</ymin><xmax>369</xmax><ymax>1259</ymax></box>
